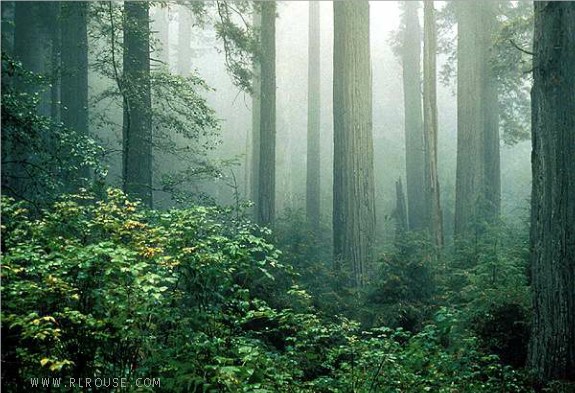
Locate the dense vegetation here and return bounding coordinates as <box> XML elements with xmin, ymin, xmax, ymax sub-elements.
<box><xmin>2</xmin><ymin>191</ymin><xmax>534</xmax><ymax>392</ymax></box>
<box><xmin>1</xmin><ymin>1</ymin><xmax>574</xmax><ymax>392</ymax></box>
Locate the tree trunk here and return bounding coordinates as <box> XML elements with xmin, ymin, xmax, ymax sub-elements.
<box><xmin>483</xmin><ymin>1</ymin><xmax>501</xmax><ymax>223</ymax></box>
<box><xmin>395</xmin><ymin>178</ymin><xmax>408</xmax><ymax>245</ymax></box>
<box><xmin>250</xmin><ymin>8</ymin><xmax>261</xmax><ymax>215</ymax></box>
<box><xmin>48</xmin><ymin>3</ymin><xmax>61</xmax><ymax>124</ymax></box>
<box><xmin>423</xmin><ymin>0</ymin><xmax>443</xmax><ymax>248</ymax></box>
<box><xmin>5</xmin><ymin>2</ymin><xmax>52</xmax><ymax>198</ymax></box>
<box><xmin>333</xmin><ymin>1</ymin><xmax>376</xmax><ymax>288</ymax></box>
<box><xmin>306</xmin><ymin>1</ymin><xmax>321</xmax><ymax>231</ymax></box>
<box><xmin>528</xmin><ymin>1</ymin><xmax>575</xmax><ymax>383</ymax></box>
<box><xmin>454</xmin><ymin>1</ymin><xmax>499</xmax><ymax>240</ymax></box>
<box><xmin>61</xmin><ymin>2</ymin><xmax>89</xmax><ymax>152</ymax></box>
<box><xmin>123</xmin><ymin>2</ymin><xmax>153</xmax><ymax>208</ymax></box>
<box><xmin>14</xmin><ymin>1</ymin><xmax>52</xmax><ymax>115</ymax></box>
<box><xmin>257</xmin><ymin>1</ymin><xmax>276</xmax><ymax>226</ymax></box>
<box><xmin>402</xmin><ymin>1</ymin><xmax>426</xmax><ymax>232</ymax></box>
<box><xmin>176</xmin><ymin>5</ymin><xmax>191</xmax><ymax>75</ymax></box>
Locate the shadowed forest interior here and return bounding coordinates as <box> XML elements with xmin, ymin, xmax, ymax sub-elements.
<box><xmin>1</xmin><ymin>1</ymin><xmax>574</xmax><ymax>391</ymax></box>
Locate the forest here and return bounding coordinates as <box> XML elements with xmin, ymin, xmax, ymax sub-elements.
<box><xmin>1</xmin><ymin>1</ymin><xmax>574</xmax><ymax>392</ymax></box>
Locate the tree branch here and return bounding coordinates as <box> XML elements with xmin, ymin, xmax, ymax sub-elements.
<box><xmin>509</xmin><ymin>39</ymin><xmax>534</xmax><ymax>56</ymax></box>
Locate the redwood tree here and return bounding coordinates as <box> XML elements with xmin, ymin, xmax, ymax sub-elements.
<box><xmin>454</xmin><ymin>1</ymin><xmax>500</xmax><ymax>240</ymax></box>
<box><xmin>401</xmin><ymin>1</ymin><xmax>426</xmax><ymax>232</ymax></box>
<box><xmin>257</xmin><ymin>1</ymin><xmax>276</xmax><ymax>226</ymax></box>
<box><xmin>528</xmin><ymin>1</ymin><xmax>575</xmax><ymax>383</ymax></box>
<box><xmin>306</xmin><ymin>1</ymin><xmax>321</xmax><ymax>231</ymax></box>
<box><xmin>333</xmin><ymin>1</ymin><xmax>375</xmax><ymax>287</ymax></box>
<box><xmin>123</xmin><ymin>2</ymin><xmax>152</xmax><ymax>207</ymax></box>
<box><xmin>423</xmin><ymin>0</ymin><xmax>443</xmax><ymax>247</ymax></box>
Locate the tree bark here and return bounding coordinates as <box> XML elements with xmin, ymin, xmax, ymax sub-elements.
<box><xmin>483</xmin><ymin>1</ymin><xmax>501</xmax><ymax>223</ymax></box>
<box><xmin>306</xmin><ymin>1</ymin><xmax>321</xmax><ymax>231</ymax></box>
<box><xmin>528</xmin><ymin>1</ymin><xmax>575</xmax><ymax>383</ymax></box>
<box><xmin>395</xmin><ymin>178</ymin><xmax>408</xmax><ymax>245</ymax></box>
<box><xmin>123</xmin><ymin>2</ymin><xmax>153</xmax><ymax>208</ymax></box>
<box><xmin>423</xmin><ymin>0</ymin><xmax>443</xmax><ymax>248</ymax></box>
<box><xmin>454</xmin><ymin>1</ymin><xmax>499</xmax><ymax>240</ymax></box>
<box><xmin>250</xmin><ymin>8</ymin><xmax>261</xmax><ymax>215</ymax></box>
<box><xmin>61</xmin><ymin>2</ymin><xmax>89</xmax><ymax>141</ymax></box>
<box><xmin>402</xmin><ymin>1</ymin><xmax>426</xmax><ymax>232</ymax></box>
<box><xmin>333</xmin><ymin>1</ymin><xmax>376</xmax><ymax>288</ymax></box>
<box><xmin>5</xmin><ymin>2</ymin><xmax>52</xmax><ymax>198</ymax></box>
<box><xmin>257</xmin><ymin>1</ymin><xmax>276</xmax><ymax>226</ymax></box>
<box><xmin>61</xmin><ymin>2</ymin><xmax>89</xmax><ymax>183</ymax></box>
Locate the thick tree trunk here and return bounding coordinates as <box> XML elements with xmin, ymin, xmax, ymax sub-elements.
<box><xmin>14</xmin><ymin>1</ymin><xmax>52</xmax><ymax>115</ymax></box>
<box><xmin>4</xmin><ymin>2</ymin><xmax>52</xmax><ymax>198</ymax></box>
<box><xmin>306</xmin><ymin>1</ymin><xmax>321</xmax><ymax>231</ymax></box>
<box><xmin>423</xmin><ymin>0</ymin><xmax>443</xmax><ymax>248</ymax></box>
<box><xmin>257</xmin><ymin>1</ymin><xmax>276</xmax><ymax>226</ymax></box>
<box><xmin>48</xmin><ymin>3</ymin><xmax>61</xmax><ymax>124</ymax></box>
<box><xmin>402</xmin><ymin>1</ymin><xmax>426</xmax><ymax>232</ymax></box>
<box><xmin>333</xmin><ymin>1</ymin><xmax>376</xmax><ymax>288</ymax></box>
<box><xmin>454</xmin><ymin>1</ymin><xmax>499</xmax><ymax>240</ymax></box>
<box><xmin>61</xmin><ymin>2</ymin><xmax>89</xmax><ymax>183</ymax></box>
<box><xmin>61</xmin><ymin>2</ymin><xmax>89</xmax><ymax>143</ymax></box>
<box><xmin>123</xmin><ymin>2</ymin><xmax>153</xmax><ymax>208</ymax></box>
<box><xmin>483</xmin><ymin>1</ymin><xmax>501</xmax><ymax>223</ymax></box>
<box><xmin>528</xmin><ymin>1</ymin><xmax>575</xmax><ymax>383</ymax></box>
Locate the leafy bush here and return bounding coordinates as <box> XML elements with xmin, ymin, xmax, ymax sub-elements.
<box><xmin>1</xmin><ymin>191</ymin><xmax>534</xmax><ymax>392</ymax></box>
<box><xmin>1</xmin><ymin>189</ymin><xmax>290</xmax><ymax>390</ymax></box>
<box><xmin>1</xmin><ymin>53</ymin><xmax>103</xmax><ymax>203</ymax></box>
<box><xmin>367</xmin><ymin>232</ymin><xmax>437</xmax><ymax>330</ymax></box>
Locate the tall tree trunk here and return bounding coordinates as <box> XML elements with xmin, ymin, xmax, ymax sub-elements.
<box><xmin>250</xmin><ymin>8</ymin><xmax>261</xmax><ymax>214</ymax></box>
<box><xmin>123</xmin><ymin>2</ymin><xmax>152</xmax><ymax>208</ymax></box>
<box><xmin>402</xmin><ymin>1</ymin><xmax>426</xmax><ymax>232</ymax></box>
<box><xmin>61</xmin><ymin>2</ymin><xmax>89</xmax><ymax>184</ymax></box>
<box><xmin>5</xmin><ymin>2</ymin><xmax>52</xmax><ymax>198</ymax></box>
<box><xmin>176</xmin><ymin>5</ymin><xmax>191</xmax><ymax>75</ymax></box>
<box><xmin>14</xmin><ymin>2</ymin><xmax>52</xmax><ymax>115</ymax></box>
<box><xmin>423</xmin><ymin>0</ymin><xmax>443</xmax><ymax>248</ymax></box>
<box><xmin>48</xmin><ymin>3</ymin><xmax>61</xmax><ymax>124</ymax></box>
<box><xmin>528</xmin><ymin>1</ymin><xmax>575</xmax><ymax>383</ymax></box>
<box><xmin>333</xmin><ymin>1</ymin><xmax>375</xmax><ymax>288</ymax></box>
<box><xmin>395</xmin><ymin>178</ymin><xmax>408</xmax><ymax>245</ymax></box>
<box><xmin>306</xmin><ymin>1</ymin><xmax>321</xmax><ymax>231</ymax></box>
<box><xmin>483</xmin><ymin>1</ymin><xmax>501</xmax><ymax>223</ymax></box>
<box><xmin>257</xmin><ymin>1</ymin><xmax>276</xmax><ymax>226</ymax></box>
<box><xmin>454</xmin><ymin>1</ymin><xmax>499</xmax><ymax>240</ymax></box>
<box><xmin>61</xmin><ymin>2</ymin><xmax>89</xmax><ymax>168</ymax></box>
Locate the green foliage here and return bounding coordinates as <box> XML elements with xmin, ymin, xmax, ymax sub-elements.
<box><xmin>367</xmin><ymin>232</ymin><xmax>437</xmax><ymax>331</ymax></box>
<box><xmin>294</xmin><ymin>309</ymin><xmax>532</xmax><ymax>393</ymax></box>
<box><xmin>89</xmin><ymin>2</ymin><xmax>222</xmax><ymax>204</ymax></box>
<box><xmin>2</xmin><ymin>190</ymin><xmax>534</xmax><ymax>392</ymax></box>
<box><xmin>1</xmin><ymin>53</ymin><xmax>103</xmax><ymax>203</ymax></box>
<box><xmin>1</xmin><ymin>189</ymin><xmax>288</xmax><ymax>390</ymax></box>
<box><xmin>213</xmin><ymin>1</ymin><xmax>259</xmax><ymax>94</ymax></box>
<box><xmin>273</xmin><ymin>208</ymin><xmax>351</xmax><ymax>316</ymax></box>
<box><xmin>444</xmin><ymin>219</ymin><xmax>531</xmax><ymax>368</ymax></box>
